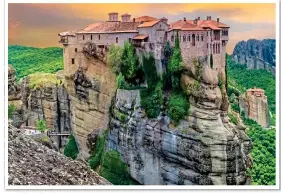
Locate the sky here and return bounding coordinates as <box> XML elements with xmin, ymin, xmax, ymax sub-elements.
<box><xmin>8</xmin><ymin>3</ymin><xmax>276</xmax><ymax>54</ymax></box>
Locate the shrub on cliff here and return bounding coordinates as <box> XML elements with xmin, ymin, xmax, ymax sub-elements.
<box><xmin>101</xmin><ymin>150</ymin><xmax>139</xmax><ymax>185</ymax></box>
<box><xmin>89</xmin><ymin>131</ymin><xmax>107</xmax><ymax>169</ymax></box>
<box><xmin>8</xmin><ymin>104</ymin><xmax>16</xmax><ymax>119</ymax></box>
<box><xmin>64</xmin><ymin>135</ymin><xmax>79</xmax><ymax>160</ymax></box>
<box><xmin>140</xmin><ymin>55</ymin><xmax>163</xmax><ymax>118</ymax></box>
<box><xmin>107</xmin><ymin>44</ymin><xmax>123</xmax><ymax>74</ymax></box>
<box><xmin>35</xmin><ymin>119</ymin><xmax>47</xmax><ymax>133</ymax></box>
<box><xmin>167</xmin><ymin>92</ymin><xmax>190</xmax><ymax>125</ymax></box>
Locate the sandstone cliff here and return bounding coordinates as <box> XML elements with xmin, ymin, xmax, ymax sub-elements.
<box><xmin>8</xmin><ymin>123</ymin><xmax>111</xmax><ymax>185</ymax></box>
<box><xmin>106</xmin><ymin>64</ymin><xmax>252</xmax><ymax>185</ymax></box>
<box><xmin>8</xmin><ymin>65</ymin><xmax>24</xmax><ymax>128</ymax></box>
<box><xmin>232</xmin><ymin>39</ymin><xmax>276</xmax><ymax>75</ymax></box>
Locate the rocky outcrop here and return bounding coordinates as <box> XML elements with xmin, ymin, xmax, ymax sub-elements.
<box><xmin>106</xmin><ymin>64</ymin><xmax>252</xmax><ymax>185</ymax></box>
<box><xmin>8</xmin><ymin>123</ymin><xmax>111</xmax><ymax>185</ymax></box>
<box><xmin>8</xmin><ymin>65</ymin><xmax>24</xmax><ymax>128</ymax></box>
<box><xmin>63</xmin><ymin>57</ymin><xmax>116</xmax><ymax>158</ymax></box>
<box><xmin>239</xmin><ymin>88</ymin><xmax>270</xmax><ymax>128</ymax></box>
<box><xmin>20</xmin><ymin>72</ymin><xmax>72</xmax><ymax>149</ymax></box>
<box><xmin>232</xmin><ymin>39</ymin><xmax>276</xmax><ymax>75</ymax></box>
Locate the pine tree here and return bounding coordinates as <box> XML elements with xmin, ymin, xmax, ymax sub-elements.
<box><xmin>64</xmin><ymin>135</ymin><xmax>79</xmax><ymax>160</ymax></box>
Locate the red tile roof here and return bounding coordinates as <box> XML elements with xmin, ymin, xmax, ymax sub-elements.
<box><xmin>77</xmin><ymin>21</ymin><xmax>141</xmax><ymax>34</ymax></box>
<box><xmin>121</xmin><ymin>13</ymin><xmax>131</xmax><ymax>17</ymax></box>
<box><xmin>169</xmin><ymin>19</ymin><xmax>229</xmax><ymax>31</ymax></box>
<box><xmin>137</xmin><ymin>20</ymin><xmax>160</xmax><ymax>28</ymax></box>
<box><xmin>133</xmin><ymin>34</ymin><xmax>148</xmax><ymax>40</ymax></box>
<box><xmin>135</xmin><ymin>16</ymin><xmax>158</xmax><ymax>22</ymax></box>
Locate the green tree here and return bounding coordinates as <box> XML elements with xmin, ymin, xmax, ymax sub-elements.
<box><xmin>168</xmin><ymin>31</ymin><xmax>184</xmax><ymax>90</ymax></box>
<box><xmin>210</xmin><ymin>54</ymin><xmax>214</xmax><ymax>69</ymax></box>
<box><xmin>120</xmin><ymin>41</ymin><xmax>139</xmax><ymax>80</ymax></box>
<box><xmin>64</xmin><ymin>135</ymin><xmax>79</xmax><ymax>160</ymax></box>
<box><xmin>35</xmin><ymin>119</ymin><xmax>47</xmax><ymax>133</ymax></box>
<box><xmin>107</xmin><ymin>44</ymin><xmax>123</xmax><ymax>74</ymax></box>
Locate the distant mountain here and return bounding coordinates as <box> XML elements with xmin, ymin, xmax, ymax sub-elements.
<box><xmin>8</xmin><ymin>45</ymin><xmax>63</xmax><ymax>79</ymax></box>
<box><xmin>232</xmin><ymin>39</ymin><xmax>276</xmax><ymax>75</ymax></box>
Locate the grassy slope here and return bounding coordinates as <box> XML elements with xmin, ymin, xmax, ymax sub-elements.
<box><xmin>8</xmin><ymin>45</ymin><xmax>63</xmax><ymax>79</ymax></box>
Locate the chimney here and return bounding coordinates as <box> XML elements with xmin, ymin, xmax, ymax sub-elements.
<box><xmin>198</xmin><ymin>17</ymin><xmax>200</xmax><ymax>20</ymax></box>
<box><xmin>217</xmin><ymin>18</ymin><xmax>220</xmax><ymax>23</ymax></box>
<box><xmin>121</xmin><ymin>13</ymin><xmax>131</xmax><ymax>22</ymax></box>
<box><xmin>108</xmin><ymin>12</ymin><xmax>119</xmax><ymax>21</ymax></box>
<box><xmin>194</xmin><ymin>18</ymin><xmax>198</xmax><ymax>25</ymax></box>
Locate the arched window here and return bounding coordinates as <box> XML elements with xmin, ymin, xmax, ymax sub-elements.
<box><xmin>171</xmin><ymin>35</ymin><xmax>174</xmax><ymax>42</ymax></box>
<box><xmin>197</xmin><ymin>34</ymin><xmax>199</xmax><ymax>42</ymax></box>
<box><xmin>116</xmin><ymin>37</ymin><xmax>118</xmax><ymax>43</ymax></box>
<box><xmin>192</xmin><ymin>34</ymin><xmax>195</xmax><ymax>46</ymax></box>
<box><xmin>201</xmin><ymin>35</ymin><xmax>204</xmax><ymax>41</ymax></box>
<box><xmin>188</xmin><ymin>35</ymin><xmax>190</xmax><ymax>42</ymax></box>
<box><xmin>183</xmin><ymin>35</ymin><xmax>186</xmax><ymax>42</ymax></box>
<box><xmin>83</xmin><ymin>35</ymin><xmax>85</xmax><ymax>40</ymax></box>
<box><xmin>213</xmin><ymin>44</ymin><xmax>215</xmax><ymax>54</ymax></box>
<box><xmin>98</xmin><ymin>35</ymin><xmax>100</xmax><ymax>40</ymax></box>
<box><xmin>218</xmin><ymin>44</ymin><xmax>220</xmax><ymax>54</ymax></box>
<box><xmin>91</xmin><ymin>35</ymin><xmax>93</xmax><ymax>40</ymax></box>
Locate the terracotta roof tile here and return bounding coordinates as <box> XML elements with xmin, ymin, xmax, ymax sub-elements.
<box><xmin>137</xmin><ymin>20</ymin><xmax>160</xmax><ymax>28</ymax></box>
<box><xmin>133</xmin><ymin>34</ymin><xmax>148</xmax><ymax>40</ymax></box>
<box><xmin>77</xmin><ymin>21</ymin><xmax>141</xmax><ymax>33</ymax></box>
<box><xmin>135</xmin><ymin>16</ymin><xmax>158</xmax><ymax>22</ymax></box>
<box><xmin>169</xmin><ymin>19</ymin><xmax>229</xmax><ymax>31</ymax></box>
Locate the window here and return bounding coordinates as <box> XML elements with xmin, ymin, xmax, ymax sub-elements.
<box><xmin>201</xmin><ymin>35</ymin><xmax>204</xmax><ymax>41</ymax></box>
<box><xmin>218</xmin><ymin>44</ymin><xmax>220</xmax><ymax>54</ymax></box>
<box><xmin>98</xmin><ymin>35</ymin><xmax>100</xmax><ymax>40</ymax></box>
<box><xmin>171</xmin><ymin>35</ymin><xmax>174</xmax><ymax>42</ymax></box>
<box><xmin>192</xmin><ymin>34</ymin><xmax>195</xmax><ymax>46</ymax></box>
<box><xmin>75</xmin><ymin>48</ymin><xmax>77</xmax><ymax>52</ymax></box>
<box><xmin>71</xmin><ymin>58</ymin><xmax>75</xmax><ymax>64</ymax></box>
<box><xmin>129</xmin><ymin>38</ymin><xmax>132</xmax><ymax>43</ymax></box>
<box><xmin>213</xmin><ymin>44</ymin><xmax>215</xmax><ymax>54</ymax></box>
<box><xmin>188</xmin><ymin>35</ymin><xmax>190</xmax><ymax>42</ymax></box>
<box><xmin>207</xmin><ymin>32</ymin><xmax>208</xmax><ymax>36</ymax></box>
<box><xmin>83</xmin><ymin>35</ymin><xmax>85</xmax><ymax>40</ymax></box>
<box><xmin>183</xmin><ymin>35</ymin><xmax>186</xmax><ymax>42</ymax></box>
<box><xmin>197</xmin><ymin>34</ymin><xmax>199</xmax><ymax>42</ymax></box>
<box><xmin>91</xmin><ymin>35</ymin><xmax>93</xmax><ymax>40</ymax></box>
<box><xmin>116</xmin><ymin>37</ymin><xmax>118</xmax><ymax>43</ymax></box>
<box><xmin>207</xmin><ymin>43</ymin><xmax>208</xmax><ymax>48</ymax></box>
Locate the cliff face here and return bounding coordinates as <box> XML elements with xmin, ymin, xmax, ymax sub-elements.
<box><xmin>8</xmin><ymin>65</ymin><xmax>24</xmax><ymax>128</ymax></box>
<box><xmin>8</xmin><ymin>123</ymin><xmax>111</xmax><ymax>185</ymax></box>
<box><xmin>232</xmin><ymin>39</ymin><xmax>276</xmax><ymax>75</ymax></box>
<box><xmin>106</xmin><ymin>65</ymin><xmax>252</xmax><ymax>185</ymax></box>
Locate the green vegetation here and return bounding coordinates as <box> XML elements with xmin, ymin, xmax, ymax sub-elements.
<box><xmin>8</xmin><ymin>104</ymin><xmax>16</xmax><ymax>119</ymax></box>
<box><xmin>89</xmin><ymin>131</ymin><xmax>107</xmax><ymax>169</ymax></box>
<box><xmin>227</xmin><ymin>54</ymin><xmax>275</xmax><ymax>113</ymax></box>
<box><xmin>167</xmin><ymin>92</ymin><xmax>190</xmax><ymax>125</ymax></box>
<box><xmin>88</xmin><ymin>130</ymin><xmax>139</xmax><ymax>185</ymax></box>
<box><xmin>140</xmin><ymin>55</ymin><xmax>163</xmax><ymax>118</ymax></box>
<box><xmin>227</xmin><ymin>56</ymin><xmax>276</xmax><ymax>185</ymax></box>
<box><xmin>8</xmin><ymin>45</ymin><xmax>63</xmax><ymax>79</ymax></box>
<box><xmin>242</xmin><ymin>115</ymin><xmax>276</xmax><ymax>185</ymax></box>
<box><xmin>168</xmin><ymin>32</ymin><xmax>184</xmax><ymax>90</ymax></box>
<box><xmin>101</xmin><ymin>150</ymin><xmax>139</xmax><ymax>185</ymax></box>
<box><xmin>112</xmin><ymin>109</ymin><xmax>127</xmax><ymax>123</ymax></box>
<box><xmin>64</xmin><ymin>135</ymin><xmax>79</xmax><ymax>160</ymax></box>
<box><xmin>28</xmin><ymin>72</ymin><xmax>61</xmax><ymax>89</ymax></box>
<box><xmin>228</xmin><ymin>112</ymin><xmax>238</xmax><ymax>125</ymax></box>
<box><xmin>107</xmin><ymin>44</ymin><xmax>123</xmax><ymax>74</ymax></box>
<box><xmin>210</xmin><ymin>54</ymin><xmax>214</xmax><ymax>69</ymax></box>
<box><xmin>35</xmin><ymin>119</ymin><xmax>47</xmax><ymax>133</ymax></box>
